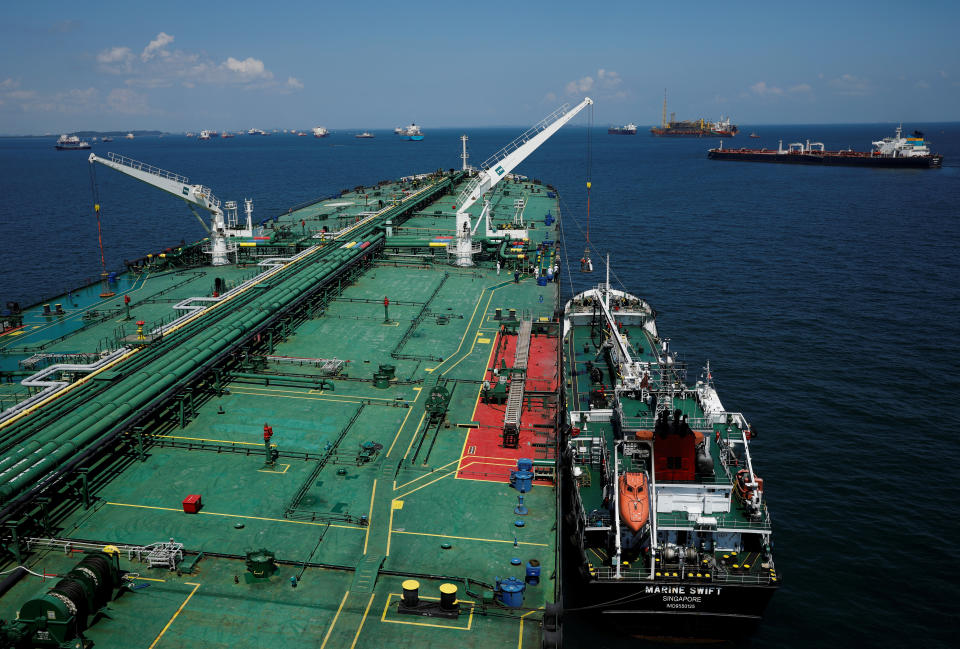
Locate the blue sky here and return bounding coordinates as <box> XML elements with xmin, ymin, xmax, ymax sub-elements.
<box><xmin>1</xmin><ymin>0</ymin><xmax>957</xmax><ymax>134</ymax></box>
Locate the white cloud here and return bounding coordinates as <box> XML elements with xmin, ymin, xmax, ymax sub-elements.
<box><xmin>828</xmin><ymin>73</ymin><xmax>871</xmax><ymax>96</ymax></box>
<box><xmin>141</xmin><ymin>32</ymin><xmax>174</xmax><ymax>61</ymax></box>
<box><xmin>939</xmin><ymin>70</ymin><xmax>948</xmax><ymax>79</ymax></box>
<box><xmin>566</xmin><ymin>76</ymin><xmax>594</xmax><ymax>95</ymax></box>
<box><xmin>543</xmin><ymin>91</ymin><xmax>557</xmax><ymax>103</ymax></box>
<box><xmin>597</xmin><ymin>69</ymin><xmax>622</xmax><ymax>87</ymax></box>
<box><xmin>98</xmin><ymin>47</ymin><xmax>133</xmax><ymax>64</ymax></box>
<box><xmin>563</xmin><ymin>68</ymin><xmax>626</xmax><ymax>100</ymax></box>
<box><xmin>98</xmin><ymin>33</ymin><xmax>292</xmax><ymax>91</ymax></box>
<box><xmin>7</xmin><ymin>90</ymin><xmax>37</xmax><ymax>100</ymax></box>
<box><xmin>750</xmin><ymin>81</ymin><xmax>784</xmax><ymax>96</ymax></box>
<box><xmin>0</xmin><ymin>78</ymin><xmax>20</xmax><ymax>91</ymax></box>
<box><xmin>224</xmin><ymin>57</ymin><xmax>272</xmax><ymax>81</ymax></box>
<box><xmin>789</xmin><ymin>83</ymin><xmax>812</xmax><ymax>93</ymax></box>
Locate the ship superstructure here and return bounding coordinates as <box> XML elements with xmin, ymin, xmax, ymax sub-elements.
<box><xmin>608</xmin><ymin>123</ymin><xmax>637</xmax><ymax>135</ymax></box>
<box><xmin>55</xmin><ymin>134</ymin><xmax>91</xmax><ymax>150</ymax></box>
<box><xmin>399</xmin><ymin>124</ymin><xmax>424</xmax><ymax>140</ymax></box>
<box><xmin>560</xmin><ymin>277</ymin><xmax>777</xmax><ymax>637</ymax></box>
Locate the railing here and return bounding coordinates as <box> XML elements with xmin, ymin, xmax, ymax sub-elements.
<box><xmin>656</xmin><ymin>507</ymin><xmax>772</xmax><ymax>531</ymax></box>
<box><xmin>621</xmin><ymin>414</ymin><xmax>712</xmax><ymax>431</ymax></box>
<box><xmin>106</xmin><ymin>152</ymin><xmax>189</xmax><ymax>184</ymax></box>
<box><xmin>479</xmin><ymin>103</ymin><xmax>571</xmax><ymax>171</ymax></box>
<box><xmin>194</xmin><ymin>185</ymin><xmax>221</xmax><ymax>209</ymax></box>
<box><xmin>588</xmin><ymin>565</ymin><xmax>774</xmax><ymax>585</ymax></box>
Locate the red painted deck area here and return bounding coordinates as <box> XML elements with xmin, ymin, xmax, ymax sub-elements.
<box><xmin>457</xmin><ymin>327</ymin><xmax>559</xmax><ymax>483</ymax></box>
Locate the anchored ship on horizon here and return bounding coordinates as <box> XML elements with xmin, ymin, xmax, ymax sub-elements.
<box><xmin>708</xmin><ymin>125</ymin><xmax>943</xmax><ymax>168</ymax></box>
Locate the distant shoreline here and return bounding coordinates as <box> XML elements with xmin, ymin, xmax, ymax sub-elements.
<box><xmin>1</xmin><ymin>122</ymin><xmax>958</xmax><ymax>139</ymax></box>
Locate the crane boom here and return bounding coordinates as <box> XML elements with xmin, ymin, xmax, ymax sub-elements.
<box><xmin>88</xmin><ymin>152</ymin><xmax>253</xmax><ymax>266</ymax></box>
<box><xmin>454</xmin><ymin>97</ymin><xmax>593</xmax><ymax>266</ymax></box>
<box><xmin>89</xmin><ymin>152</ymin><xmax>222</xmax><ymax>214</ymax></box>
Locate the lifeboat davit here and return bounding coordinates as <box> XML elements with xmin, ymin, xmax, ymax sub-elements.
<box><xmin>618</xmin><ymin>472</ymin><xmax>649</xmax><ymax>533</ymax></box>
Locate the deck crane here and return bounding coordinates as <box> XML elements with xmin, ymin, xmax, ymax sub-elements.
<box><xmin>88</xmin><ymin>152</ymin><xmax>254</xmax><ymax>266</ymax></box>
<box><xmin>452</xmin><ymin>97</ymin><xmax>593</xmax><ymax>266</ymax></box>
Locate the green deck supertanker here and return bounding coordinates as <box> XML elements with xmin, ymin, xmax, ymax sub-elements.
<box><xmin>0</xmin><ymin>99</ymin><xmax>776</xmax><ymax>648</ymax></box>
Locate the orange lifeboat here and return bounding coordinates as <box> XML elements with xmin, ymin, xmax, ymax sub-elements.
<box><xmin>618</xmin><ymin>472</ymin><xmax>649</xmax><ymax>533</ymax></box>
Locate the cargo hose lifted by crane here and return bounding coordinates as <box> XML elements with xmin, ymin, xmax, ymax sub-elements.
<box><xmin>453</xmin><ymin>97</ymin><xmax>593</xmax><ymax>266</ymax></box>
<box><xmin>88</xmin><ymin>152</ymin><xmax>254</xmax><ymax>266</ymax></box>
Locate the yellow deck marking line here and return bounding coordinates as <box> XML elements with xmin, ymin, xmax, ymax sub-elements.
<box><xmin>229</xmin><ymin>389</ymin><xmax>401</xmax><ymax>407</ymax></box>
<box><xmin>440</xmin><ymin>288</ymin><xmax>497</xmax><ymax>376</ymax></box>
<box><xmin>380</xmin><ymin>593</ymin><xmax>475</xmax><ymax>629</ymax></box>
<box><xmin>427</xmin><ymin>286</ymin><xmax>489</xmax><ymax>375</ymax></box>
<box><xmin>147</xmin><ymin>433</ymin><xmax>265</xmax><ymax>447</ymax></box>
<box><xmin>257</xmin><ymin>463</ymin><xmax>290</xmax><ymax>474</ymax></box>
<box><xmin>105</xmin><ymin>502</ymin><xmax>362</xmax><ymax>531</ymax></box>
<box><xmin>350</xmin><ymin>592</ymin><xmax>377</xmax><ymax>649</ymax></box>
<box><xmin>130</xmin><ymin>576</ymin><xmax>166</xmax><ymax>582</ymax></box>
<box><xmin>401</xmin><ymin>411</ymin><xmax>429</xmax><ymax>460</ymax></box>
<box><xmin>228</xmin><ymin>385</ymin><xmax>402</xmax><ymax>402</ymax></box>
<box><xmin>386</xmin><ymin>503</ymin><xmax>396</xmax><ymax>557</ymax></box>
<box><xmin>393</xmin><ymin>530</ymin><xmax>549</xmax><ymax>547</ymax></box>
<box><xmin>456</xmin><ymin>328</ymin><xmax>503</xmax><ymax>475</ymax></box>
<box><xmin>320</xmin><ymin>590</ymin><xmax>351</xmax><ymax>649</ymax></box>
<box><xmin>396</xmin><ymin>468</ymin><xmax>455</xmax><ymax>500</ymax></box>
<box><xmin>386</xmin><ymin>401</ymin><xmax>419</xmax><ymax>458</ymax></box>
<box><xmin>393</xmin><ymin>457</ymin><xmax>462</xmax><ymax>491</ymax></box>
<box><xmin>517</xmin><ymin>609</ymin><xmax>540</xmax><ymax>649</ymax></box>
<box><xmin>363</xmin><ymin>479</ymin><xmax>377</xmax><ymax>555</ymax></box>
<box><xmin>148</xmin><ymin>582</ymin><xmax>200</xmax><ymax>649</ymax></box>
<box><xmin>453</xmin><ymin>462</ymin><xmax>549</xmax><ymax>487</ymax></box>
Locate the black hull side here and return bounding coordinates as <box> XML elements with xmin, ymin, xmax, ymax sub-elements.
<box><xmin>559</xmin><ymin>455</ymin><xmax>777</xmax><ymax>640</ymax></box>
<box><xmin>708</xmin><ymin>150</ymin><xmax>943</xmax><ymax>168</ymax></box>
<box><xmin>565</xmin><ymin>575</ymin><xmax>777</xmax><ymax>640</ymax></box>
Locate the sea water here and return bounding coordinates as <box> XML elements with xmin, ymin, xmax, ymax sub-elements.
<box><xmin>0</xmin><ymin>124</ymin><xmax>957</xmax><ymax>647</ymax></box>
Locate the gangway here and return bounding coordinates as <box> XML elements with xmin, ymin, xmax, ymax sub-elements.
<box><xmin>503</xmin><ymin>320</ymin><xmax>533</xmax><ymax>448</ymax></box>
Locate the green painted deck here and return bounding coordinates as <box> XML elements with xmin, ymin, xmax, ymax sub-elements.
<box><xmin>0</xmin><ymin>175</ymin><xmax>563</xmax><ymax>647</ymax></box>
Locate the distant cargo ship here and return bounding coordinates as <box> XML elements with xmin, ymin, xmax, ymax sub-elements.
<box><xmin>355</xmin><ymin>132</ymin><xmax>375</xmax><ymax>138</ymax></box>
<box><xmin>650</xmin><ymin>91</ymin><xmax>737</xmax><ymax>137</ymax></box>
<box><xmin>608</xmin><ymin>123</ymin><xmax>637</xmax><ymax>135</ymax></box>
<box><xmin>55</xmin><ymin>135</ymin><xmax>90</xmax><ymax>150</ymax></box>
<box><xmin>707</xmin><ymin>126</ymin><xmax>943</xmax><ymax>168</ymax></box>
<box><xmin>312</xmin><ymin>127</ymin><xmax>329</xmax><ymax>138</ymax></box>
<box><xmin>399</xmin><ymin>123</ymin><xmax>424</xmax><ymax>141</ymax></box>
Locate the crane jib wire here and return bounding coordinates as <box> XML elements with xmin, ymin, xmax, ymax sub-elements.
<box><xmin>89</xmin><ymin>163</ymin><xmax>108</xmax><ymax>276</ymax></box>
